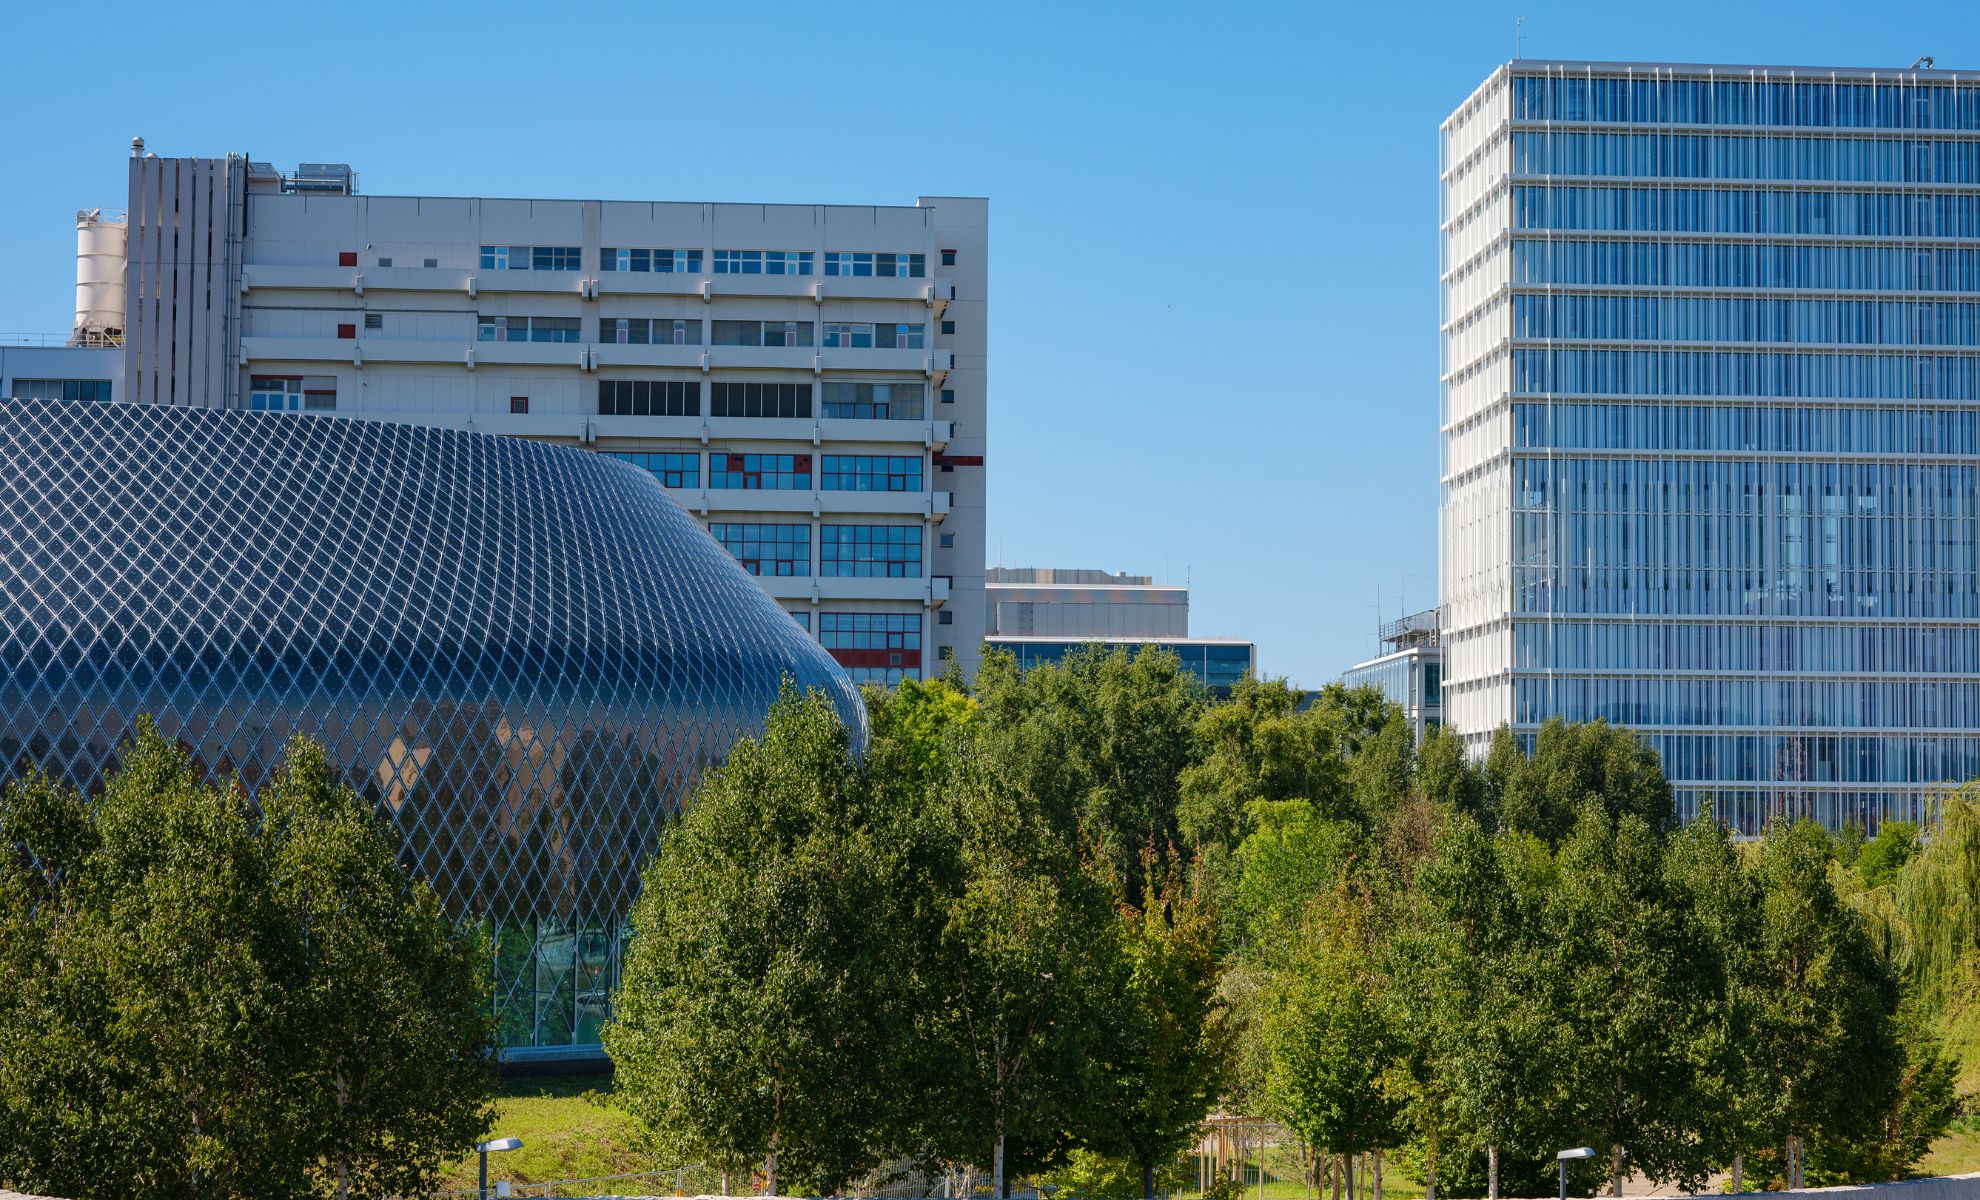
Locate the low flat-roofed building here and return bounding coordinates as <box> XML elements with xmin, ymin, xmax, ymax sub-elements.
<box><xmin>984</xmin><ymin>567</ymin><xmax>1255</xmax><ymax>692</ymax></box>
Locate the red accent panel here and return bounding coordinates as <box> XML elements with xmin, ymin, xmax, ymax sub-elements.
<box><xmin>338</xmin><ymin>251</ymin><xmax>358</xmax><ymax>267</ymax></box>
<box><xmin>828</xmin><ymin>648</ymin><xmax>909</xmax><ymax>669</ymax></box>
<box><xmin>933</xmin><ymin>454</ymin><xmax>984</xmax><ymax>467</ymax></box>
<box><xmin>336</xmin><ymin>323</ymin><xmax>357</xmax><ymax>339</ymax></box>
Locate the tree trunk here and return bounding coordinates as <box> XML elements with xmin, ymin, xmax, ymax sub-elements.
<box><xmin>766</xmin><ymin>1134</ymin><xmax>778</xmax><ymax>1197</ymax></box>
<box><xmin>1143</xmin><ymin>1159</ymin><xmax>1156</xmax><ymax>1200</ymax></box>
<box><xmin>1610</xmin><ymin>1144</ymin><xmax>1623</xmax><ymax>1197</ymax></box>
<box><xmin>1731</xmin><ymin>1154</ymin><xmax>1742</xmax><ymax>1194</ymax></box>
<box><xmin>1374</xmin><ymin>1149</ymin><xmax>1383</xmax><ymax>1200</ymax></box>
<box><xmin>993</xmin><ymin>1132</ymin><xmax>1005</xmax><ymax>1200</ymax></box>
<box><xmin>1344</xmin><ymin>1155</ymin><xmax>1355</xmax><ymax>1200</ymax></box>
<box><xmin>1487</xmin><ymin>1145</ymin><xmax>1499</xmax><ymax>1200</ymax></box>
<box><xmin>1425</xmin><ymin>1139</ymin><xmax>1436</xmax><ymax>1200</ymax></box>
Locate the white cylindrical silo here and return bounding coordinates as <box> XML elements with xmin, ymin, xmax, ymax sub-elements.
<box><xmin>72</xmin><ymin>209</ymin><xmax>128</xmax><ymax>345</ymax></box>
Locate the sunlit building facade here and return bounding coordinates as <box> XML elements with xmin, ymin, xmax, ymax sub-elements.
<box><xmin>1442</xmin><ymin>60</ymin><xmax>1980</xmax><ymax>831</ymax></box>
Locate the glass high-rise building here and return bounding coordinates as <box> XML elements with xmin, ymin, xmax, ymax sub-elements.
<box><xmin>1442</xmin><ymin>60</ymin><xmax>1980</xmax><ymax>832</ymax></box>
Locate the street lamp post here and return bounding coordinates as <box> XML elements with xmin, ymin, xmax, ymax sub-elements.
<box><xmin>1556</xmin><ymin>1147</ymin><xmax>1596</xmax><ymax>1200</ymax></box>
<box><xmin>478</xmin><ymin>1137</ymin><xmax>524</xmax><ymax>1200</ymax></box>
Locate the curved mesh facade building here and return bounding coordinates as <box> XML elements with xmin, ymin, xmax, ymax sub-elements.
<box><xmin>0</xmin><ymin>398</ymin><xmax>863</xmax><ymax>1053</ymax></box>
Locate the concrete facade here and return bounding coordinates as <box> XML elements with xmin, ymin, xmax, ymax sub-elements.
<box><xmin>112</xmin><ymin>147</ymin><xmax>987</xmax><ymax>683</ymax></box>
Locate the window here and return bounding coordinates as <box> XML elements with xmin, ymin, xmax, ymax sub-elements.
<box><xmin>709</xmin><ymin>381</ymin><xmax>811</xmax><ymax>419</ymax></box>
<box><xmin>820</xmin><ymin>612</ymin><xmax>922</xmax><ymax>683</ymax></box>
<box><xmin>477</xmin><ymin>315</ymin><xmax>583</xmax><ymax>343</ymax></box>
<box><xmin>824</xmin><ymin>252</ymin><xmax>926</xmax><ymax>278</ymax></box>
<box><xmin>510</xmin><ymin>396</ymin><xmax>529</xmax><ymax>414</ymax></box>
<box><xmin>337</xmin><ymin>323</ymin><xmax>357</xmax><ymax>339</ymax></box>
<box><xmin>939</xmin><ymin>532</ymin><xmax>955</xmax><ymax>549</ymax></box>
<box><xmin>600</xmin><ymin>316</ymin><xmax>701</xmax><ymax>345</ymax></box>
<box><xmin>710</xmin><ymin>523</ymin><xmax>810</xmax><ymax>576</ymax></box>
<box><xmin>713</xmin><ymin>250</ymin><xmax>813</xmax><ymax>276</ymax></box>
<box><xmin>941</xmin><ymin>388</ymin><xmax>956</xmax><ymax>404</ymax></box>
<box><xmin>821</xmin><ymin>525</ymin><xmax>922</xmax><ymax>577</ymax></box>
<box><xmin>821</xmin><ymin>455</ymin><xmax>922</xmax><ymax>492</ymax></box>
<box><xmin>787</xmin><ymin>610</ymin><xmax>811</xmax><ymax>632</ymax></box>
<box><xmin>423</xmin><ymin>257</ymin><xmax>439</xmax><ymax>268</ymax></box>
<box><xmin>478</xmin><ymin>245</ymin><xmax>580</xmax><ymax>271</ymax></box>
<box><xmin>338</xmin><ymin>251</ymin><xmax>358</xmax><ymax>267</ymax></box>
<box><xmin>377</xmin><ymin>257</ymin><xmax>393</xmax><ymax>268</ymax></box>
<box><xmin>941</xmin><ymin>249</ymin><xmax>957</xmax><ymax>266</ymax></box>
<box><xmin>597</xmin><ymin>379</ymin><xmax>700</xmax><ymax>417</ymax></box>
<box><xmin>710</xmin><ymin>453</ymin><xmax>811</xmax><ymax>490</ymax></box>
<box><xmin>940</xmin><ymin>320</ymin><xmax>956</xmax><ymax>335</ymax></box>
<box><xmin>712</xmin><ymin>320</ymin><xmax>814</xmax><ymax>348</ymax></box>
<box><xmin>601</xmin><ymin>248</ymin><xmax>704</xmax><ymax>274</ymax></box>
<box><xmin>938</xmin><ymin>609</ymin><xmax>954</xmax><ymax>624</ymax></box>
<box><xmin>9</xmin><ymin>378</ymin><xmax>112</xmax><ymax>403</ymax></box>
<box><xmin>824</xmin><ymin>322</ymin><xmax>924</xmax><ymax>349</ymax></box>
<box><xmin>250</xmin><ymin>375</ymin><xmax>336</xmax><ymax>412</ymax></box>
<box><xmin>364</xmin><ymin>312</ymin><xmax>384</xmax><ymax>330</ymax></box>
<box><xmin>603</xmin><ymin>450</ymin><xmax>699</xmax><ymax>488</ymax></box>
<box><xmin>821</xmin><ymin>380</ymin><xmax>924</xmax><ymax>420</ymax></box>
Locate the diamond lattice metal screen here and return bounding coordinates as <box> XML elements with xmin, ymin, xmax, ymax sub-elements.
<box><xmin>0</xmin><ymin>399</ymin><xmax>865</xmax><ymax>1051</ymax></box>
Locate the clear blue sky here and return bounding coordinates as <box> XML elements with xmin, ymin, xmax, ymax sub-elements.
<box><xmin>0</xmin><ymin>0</ymin><xmax>1970</xmax><ymax>685</ymax></box>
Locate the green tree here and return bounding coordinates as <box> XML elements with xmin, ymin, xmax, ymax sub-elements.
<box><xmin>1490</xmin><ymin>719</ymin><xmax>1673</xmax><ymax>846</ymax></box>
<box><xmin>1261</xmin><ymin>882</ymin><xmax>1408</xmax><ymax>1199</ymax></box>
<box><xmin>1857</xmin><ymin>821</ymin><xmax>1921</xmax><ymax>890</ymax></box>
<box><xmin>0</xmin><ymin>720</ymin><xmax>494</xmax><ymax>1200</ymax></box>
<box><xmin>973</xmin><ymin>645</ymin><xmax>1206</xmax><ymax>895</ymax></box>
<box><xmin>1661</xmin><ymin>810</ymin><xmax>1769</xmax><ymax>1190</ymax></box>
<box><xmin>1414</xmin><ymin>725</ymin><xmax>1486</xmax><ymax>821</ymax></box>
<box><xmin>1548</xmin><ymin>805</ymin><xmax>1711</xmax><ymax>1194</ymax></box>
<box><xmin>1402</xmin><ymin>814</ymin><xmax>1566</xmax><ymax>1199</ymax></box>
<box><xmin>1751</xmin><ymin>820</ymin><xmax>1904</xmax><ymax>1188</ymax></box>
<box><xmin>606</xmin><ymin>686</ymin><xmax>907</xmax><ymax>1194</ymax></box>
<box><xmin>1087</xmin><ymin>856</ymin><xmax>1230</xmax><ymax>1199</ymax></box>
<box><xmin>1177</xmin><ymin>676</ymin><xmax>1348</xmax><ymax>856</ymax></box>
<box><xmin>1893</xmin><ymin>785</ymin><xmax>1980</xmax><ymax>1101</ymax></box>
<box><xmin>923</xmin><ymin>747</ymin><xmax>1116</xmax><ymax>1197</ymax></box>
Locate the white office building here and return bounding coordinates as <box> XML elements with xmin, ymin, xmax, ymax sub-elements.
<box><xmin>82</xmin><ymin>144</ymin><xmax>987</xmax><ymax>682</ymax></box>
<box><xmin>1442</xmin><ymin>60</ymin><xmax>1980</xmax><ymax>830</ymax></box>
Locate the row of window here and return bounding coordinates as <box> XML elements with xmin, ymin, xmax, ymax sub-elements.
<box><xmin>594</xmin><ymin>379</ymin><xmax>936</xmax><ymax>420</ymax></box>
<box><xmin>488</xmin><ymin>246</ymin><xmax>953</xmax><ymax>275</ymax></box>
<box><xmin>1509</xmin><ymin>238</ymin><xmax>1980</xmax><ymax>294</ymax></box>
<box><xmin>707</xmin><ymin>523</ymin><xmax>923</xmax><ymax>577</ymax></box>
<box><xmin>1511</xmin><ymin>618</ymin><xmax>1980</xmax><ymax>676</ymax></box>
<box><xmin>1646</xmin><ymin>731</ymin><xmax>1980</xmax><ymax>789</ymax></box>
<box><xmin>249</xmin><ymin>375</ymin><xmax>337</xmax><ymax>411</ymax></box>
<box><xmin>1513</xmin><ymin>675</ymin><xmax>1980</xmax><ymax>732</ymax></box>
<box><xmin>1512</xmin><ymin>457</ymin><xmax>1980</xmax><ymax>521</ymax></box>
<box><xmin>1509</xmin><ymin>565</ymin><xmax>1980</xmax><ymax>620</ymax></box>
<box><xmin>1512</xmin><ymin>348</ymin><xmax>1980</xmax><ymax>401</ymax></box>
<box><xmin>1511</xmin><ymin>183</ymin><xmax>1980</xmax><ymax>238</ymax></box>
<box><xmin>1511</xmin><ymin>130</ymin><xmax>1980</xmax><ymax>184</ymax></box>
<box><xmin>1510</xmin><ymin>294</ymin><xmax>1980</xmax><ymax>348</ymax></box>
<box><xmin>489</xmin><ymin>316</ymin><xmax>930</xmax><ymax>348</ymax></box>
<box><xmin>7</xmin><ymin>378</ymin><xmax>112</xmax><ymax>403</ymax></box>
<box><xmin>1511</xmin><ymin>401</ymin><xmax>1980</xmax><ymax>458</ymax></box>
<box><xmin>1508</xmin><ymin>75</ymin><xmax>1980</xmax><ymax>133</ymax></box>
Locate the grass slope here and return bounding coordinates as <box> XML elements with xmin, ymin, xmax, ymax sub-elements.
<box><xmin>435</xmin><ymin>1074</ymin><xmax>652</xmax><ymax>1192</ymax></box>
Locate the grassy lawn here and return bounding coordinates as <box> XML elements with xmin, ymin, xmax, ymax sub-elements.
<box><xmin>434</xmin><ymin>1074</ymin><xmax>655</xmax><ymax>1193</ymax></box>
<box><xmin>1918</xmin><ymin>1120</ymin><xmax>1980</xmax><ymax>1178</ymax></box>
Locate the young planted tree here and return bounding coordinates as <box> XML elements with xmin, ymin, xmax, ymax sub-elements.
<box><xmin>1406</xmin><ymin>815</ymin><xmax>1565</xmax><ymax>1199</ymax></box>
<box><xmin>0</xmin><ymin>720</ymin><xmax>495</xmax><ymax>1200</ymax></box>
<box><xmin>1088</xmin><ymin>854</ymin><xmax>1231</xmax><ymax>1200</ymax></box>
<box><xmin>1547</xmin><ymin>805</ymin><xmax>1712</xmax><ymax>1194</ymax></box>
<box><xmin>1262</xmin><ymin>882</ymin><xmax>1408</xmax><ymax>1200</ymax></box>
<box><xmin>606</xmin><ymin>686</ymin><xmax>908</xmax><ymax>1194</ymax></box>
<box><xmin>925</xmin><ymin>749</ymin><xmax>1115</xmax><ymax>1198</ymax></box>
<box><xmin>1750</xmin><ymin>820</ymin><xmax>1904</xmax><ymax>1188</ymax></box>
